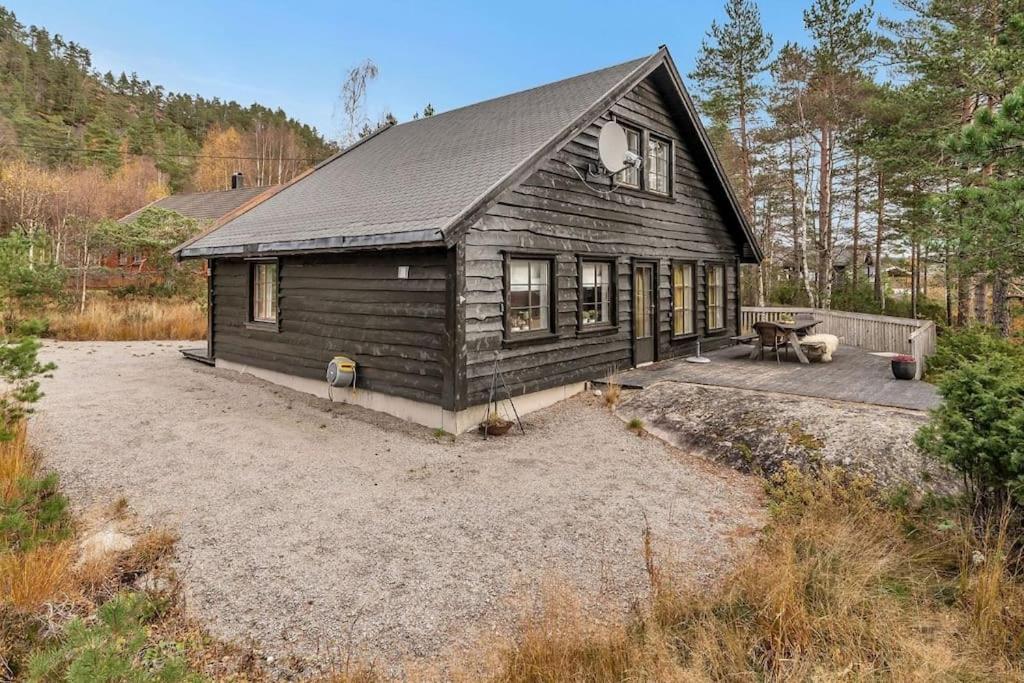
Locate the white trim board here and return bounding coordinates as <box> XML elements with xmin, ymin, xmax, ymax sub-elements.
<box><xmin>214</xmin><ymin>358</ymin><xmax>584</xmax><ymax>435</ymax></box>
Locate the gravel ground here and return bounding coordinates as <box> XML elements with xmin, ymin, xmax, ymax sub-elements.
<box><xmin>32</xmin><ymin>341</ymin><xmax>762</xmax><ymax>673</ymax></box>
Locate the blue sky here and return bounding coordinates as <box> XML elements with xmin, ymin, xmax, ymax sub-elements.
<box><xmin>10</xmin><ymin>0</ymin><xmax>902</xmax><ymax>141</ymax></box>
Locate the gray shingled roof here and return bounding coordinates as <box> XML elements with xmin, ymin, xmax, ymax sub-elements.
<box><xmin>178</xmin><ymin>55</ymin><xmax>651</xmax><ymax>258</ymax></box>
<box><xmin>120</xmin><ymin>186</ymin><xmax>273</xmax><ymax>224</ymax></box>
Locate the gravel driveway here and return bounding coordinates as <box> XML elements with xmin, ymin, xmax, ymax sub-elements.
<box><xmin>32</xmin><ymin>341</ymin><xmax>762</xmax><ymax>671</ymax></box>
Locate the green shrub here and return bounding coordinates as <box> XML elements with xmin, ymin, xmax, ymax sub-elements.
<box><xmin>27</xmin><ymin>591</ymin><xmax>197</xmax><ymax>682</ymax></box>
<box><xmin>1</xmin><ymin>471</ymin><xmax>71</xmax><ymax>552</ymax></box>
<box><xmin>1</xmin><ymin>336</ymin><xmax>56</xmax><ymax>441</ymax></box>
<box><xmin>15</xmin><ymin>318</ymin><xmax>50</xmax><ymax>338</ymax></box>
<box><xmin>916</xmin><ymin>354</ymin><xmax>1024</xmax><ymax>508</ymax></box>
<box><xmin>926</xmin><ymin>325</ymin><xmax>1024</xmax><ymax>382</ymax></box>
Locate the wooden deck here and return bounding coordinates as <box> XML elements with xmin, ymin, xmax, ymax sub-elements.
<box><xmin>603</xmin><ymin>345</ymin><xmax>940</xmax><ymax>412</ymax></box>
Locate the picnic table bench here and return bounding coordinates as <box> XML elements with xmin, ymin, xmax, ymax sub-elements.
<box><xmin>731</xmin><ymin>333</ymin><xmax>758</xmax><ymax>345</ymax></box>
<box><xmin>747</xmin><ymin>319</ymin><xmax>823</xmax><ymax>364</ymax></box>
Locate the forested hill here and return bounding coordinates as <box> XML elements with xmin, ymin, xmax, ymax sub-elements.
<box><xmin>0</xmin><ymin>5</ymin><xmax>337</xmax><ymax>193</ymax></box>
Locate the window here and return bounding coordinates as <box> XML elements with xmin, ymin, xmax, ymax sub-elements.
<box><xmin>579</xmin><ymin>260</ymin><xmax>614</xmax><ymax>328</ymax></box>
<box><xmin>616</xmin><ymin>126</ymin><xmax>641</xmax><ymax>188</ymax></box>
<box><xmin>507</xmin><ymin>258</ymin><xmax>551</xmax><ymax>334</ymax></box>
<box><xmin>671</xmin><ymin>262</ymin><xmax>696</xmax><ymax>336</ymax></box>
<box><xmin>250</xmin><ymin>261</ymin><xmax>278</xmax><ymax>325</ymax></box>
<box><xmin>706</xmin><ymin>263</ymin><xmax>725</xmax><ymax>331</ymax></box>
<box><xmin>646</xmin><ymin>135</ymin><xmax>671</xmax><ymax>194</ymax></box>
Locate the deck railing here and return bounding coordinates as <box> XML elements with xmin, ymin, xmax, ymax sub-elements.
<box><xmin>741</xmin><ymin>306</ymin><xmax>937</xmax><ymax>380</ymax></box>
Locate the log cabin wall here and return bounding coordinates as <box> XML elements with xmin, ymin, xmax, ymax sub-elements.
<box><xmin>211</xmin><ymin>249</ymin><xmax>449</xmax><ymax>406</ymax></box>
<box><xmin>460</xmin><ymin>75</ymin><xmax>743</xmax><ymax>407</ymax></box>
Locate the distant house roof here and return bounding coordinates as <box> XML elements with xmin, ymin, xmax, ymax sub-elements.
<box><xmin>833</xmin><ymin>246</ymin><xmax>874</xmax><ymax>268</ymax></box>
<box><xmin>120</xmin><ymin>186</ymin><xmax>274</xmax><ymax>224</ymax></box>
<box><xmin>176</xmin><ymin>47</ymin><xmax>761</xmax><ymax>262</ymax></box>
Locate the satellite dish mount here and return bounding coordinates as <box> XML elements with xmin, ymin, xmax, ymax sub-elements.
<box><xmin>596</xmin><ymin>120</ymin><xmax>643</xmax><ymax>177</ymax></box>
<box><xmin>564</xmin><ymin>120</ymin><xmax>643</xmax><ymax>196</ymax></box>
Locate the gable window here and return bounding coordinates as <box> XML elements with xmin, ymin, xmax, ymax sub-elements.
<box><xmin>249</xmin><ymin>260</ymin><xmax>278</xmax><ymax>325</ymax></box>
<box><xmin>507</xmin><ymin>257</ymin><xmax>552</xmax><ymax>335</ymax></box>
<box><xmin>646</xmin><ymin>135</ymin><xmax>671</xmax><ymax>195</ymax></box>
<box><xmin>706</xmin><ymin>263</ymin><xmax>726</xmax><ymax>332</ymax></box>
<box><xmin>616</xmin><ymin>126</ymin><xmax>641</xmax><ymax>188</ymax></box>
<box><xmin>579</xmin><ymin>259</ymin><xmax>614</xmax><ymax>328</ymax></box>
<box><xmin>671</xmin><ymin>262</ymin><xmax>696</xmax><ymax>337</ymax></box>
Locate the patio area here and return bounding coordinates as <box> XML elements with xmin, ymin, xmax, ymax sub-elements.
<box><xmin>605</xmin><ymin>344</ymin><xmax>940</xmax><ymax>412</ymax></box>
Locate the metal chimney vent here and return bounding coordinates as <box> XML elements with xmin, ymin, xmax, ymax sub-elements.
<box><xmin>231</xmin><ymin>172</ymin><xmax>244</xmax><ymax>190</ymax></box>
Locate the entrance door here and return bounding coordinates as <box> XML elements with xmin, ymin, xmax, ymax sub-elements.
<box><xmin>632</xmin><ymin>262</ymin><xmax>656</xmax><ymax>365</ymax></box>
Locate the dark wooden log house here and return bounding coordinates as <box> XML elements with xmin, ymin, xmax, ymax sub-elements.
<box><xmin>174</xmin><ymin>47</ymin><xmax>762</xmax><ymax>432</ymax></box>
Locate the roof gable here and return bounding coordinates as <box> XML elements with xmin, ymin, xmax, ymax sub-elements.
<box><xmin>177</xmin><ymin>48</ymin><xmax>760</xmax><ymax>262</ymax></box>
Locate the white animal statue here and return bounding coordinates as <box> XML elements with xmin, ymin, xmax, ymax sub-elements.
<box><xmin>801</xmin><ymin>333</ymin><xmax>840</xmax><ymax>362</ymax></box>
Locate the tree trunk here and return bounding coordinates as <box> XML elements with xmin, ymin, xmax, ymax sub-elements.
<box><xmin>799</xmin><ymin>154</ymin><xmax>815</xmax><ymax>307</ymax></box>
<box><xmin>910</xmin><ymin>240</ymin><xmax>919</xmax><ymax>319</ymax></box>
<box><xmin>956</xmin><ymin>261</ymin><xmax>971</xmax><ymax>326</ymax></box>
<box><xmin>817</xmin><ymin>123</ymin><xmax>833</xmax><ymax>307</ymax></box>
<box><xmin>79</xmin><ymin>236</ymin><xmax>89</xmax><ymax>315</ymax></box>
<box><xmin>851</xmin><ymin>150</ymin><xmax>861</xmax><ymax>290</ymax></box>
<box><xmin>992</xmin><ymin>276</ymin><xmax>1010</xmax><ymax>336</ymax></box>
<box><xmin>973</xmin><ymin>276</ymin><xmax>988</xmax><ymax>324</ymax></box>
<box><xmin>944</xmin><ymin>242</ymin><xmax>953</xmax><ymax>327</ymax></box>
<box><xmin>787</xmin><ymin>138</ymin><xmax>813</xmax><ymax>306</ymax></box>
<box><xmin>758</xmin><ymin>190</ymin><xmax>775</xmax><ymax>307</ymax></box>
<box><xmin>873</xmin><ymin>171</ymin><xmax>884</xmax><ymax>306</ymax></box>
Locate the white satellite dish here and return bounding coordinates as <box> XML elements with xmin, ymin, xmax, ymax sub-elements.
<box><xmin>598</xmin><ymin>121</ymin><xmax>628</xmax><ymax>173</ymax></box>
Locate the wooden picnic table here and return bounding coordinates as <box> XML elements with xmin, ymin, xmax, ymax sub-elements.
<box><xmin>748</xmin><ymin>319</ymin><xmax>823</xmax><ymax>364</ymax></box>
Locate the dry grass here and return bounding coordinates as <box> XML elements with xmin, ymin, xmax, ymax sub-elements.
<box><xmin>959</xmin><ymin>506</ymin><xmax>1024</xmax><ymax>655</ymax></box>
<box><xmin>602</xmin><ymin>380</ymin><xmax>622</xmax><ymax>409</ymax></box>
<box><xmin>0</xmin><ymin>420</ymin><xmax>30</xmax><ymax>504</ymax></box>
<box><xmin>76</xmin><ymin>528</ymin><xmax>180</xmax><ymax>599</ymax></box>
<box><xmin>0</xmin><ymin>542</ymin><xmax>75</xmax><ymax>613</ymax></box>
<box><xmin>468</xmin><ymin>466</ymin><xmax>1024</xmax><ymax>682</ymax></box>
<box><xmin>49</xmin><ymin>297</ymin><xmax>205</xmax><ymax>341</ymax></box>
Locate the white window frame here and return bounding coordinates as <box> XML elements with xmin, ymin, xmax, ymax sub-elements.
<box><xmin>616</xmin><ymin>125</ymin><xmax>641</xmax><ymax>188</ymax></box>
<box><xmin>578</xmin><ymin>258</ymin><xmax>616</xmax><ymax>329</ymax></box>
<box><xmin>646</xmin><ymin>134</ymin><xmax>671</xmax><ymax>195</ymax></box>
<box><xmin>671</xmin><ymin>261</ymin><xmax>696</xmax><ymax>337</ymax></box>
<box><xmin>706</xmin><ymin>263</ymin><xmax>726</xmax><ymax>332</ymax></box>
<box><xmin>505</xmin><ymin>255</ymin><xmax>555</xmax><ymax>339</ymax></box>
<box><xmin>249</xmin><ymin>259</ymin><xmax>279</xmax><ymax>327</ymax></box>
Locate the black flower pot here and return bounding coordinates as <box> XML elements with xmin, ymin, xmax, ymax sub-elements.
<box><xmin>891</xmin><ymin>359</ymin><xmax>917</xmax><ymax>380</ymax></box>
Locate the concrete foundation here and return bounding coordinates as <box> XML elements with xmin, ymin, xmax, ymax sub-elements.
<box><xmin>215</xmin><ymin>358</ymin><xmax>585</xmax><ymax>434</ymax></box>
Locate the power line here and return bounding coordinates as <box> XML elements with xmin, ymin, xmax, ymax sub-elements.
<box><xmin>0</xmin><ymin>141</ymin><xmax>324</xmax><ymax>162</ymax></box>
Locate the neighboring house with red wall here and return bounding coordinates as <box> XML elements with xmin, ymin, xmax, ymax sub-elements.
<box><xmin>94</xmin><ymin>173</ymin><xmax>273</xmax><ymax>288</ymax></box>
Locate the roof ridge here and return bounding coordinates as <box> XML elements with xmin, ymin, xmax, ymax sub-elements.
<box><xmin>170</xmin><ymin>185</ymin><xmax>274</xmax><ymax>199</ymax></box>
<box><xmin>389</xmin><ymin>53</ymin><xmax>655</xmax><ymax>132</ymax></box>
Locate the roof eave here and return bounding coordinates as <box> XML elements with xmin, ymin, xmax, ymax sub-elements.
<box><xmin>177</xmin><ymin>228</ymin><xmax>445</xmax><ymax>260</ymax></box>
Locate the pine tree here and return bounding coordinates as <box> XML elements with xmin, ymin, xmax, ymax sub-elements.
<box><xmin>949</xmin><ymin>81</ymin><xmax>1024</xmax><ymax>335</ymax></box>
<box><xmin>691</xmin><ymin>0</ymin><xmax>772</xmax><ymax>225</ymax></box>
<box><xmin>691</xmin><ymin>0</ymin><xmax>773</xmax><ymax>304</ymax></box>
<box><xmin>801</xmin><ymin>0</ymin><xmax>875</xmax><ymax>308</ymax></box>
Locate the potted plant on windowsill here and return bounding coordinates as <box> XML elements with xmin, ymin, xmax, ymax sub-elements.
<box><xmin>890</xmin><ymin>354</ymin><xmax>917</xmax><ymax>380</ymax></box>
